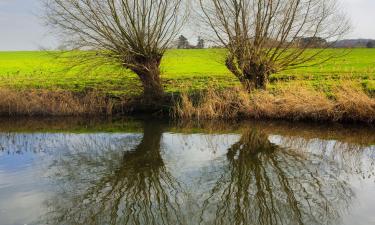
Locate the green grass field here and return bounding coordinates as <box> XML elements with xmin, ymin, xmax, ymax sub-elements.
<box><xmin>0</xmin><ymin>49</ymin><xmax>374</xmax><ymax>96</ymax></box>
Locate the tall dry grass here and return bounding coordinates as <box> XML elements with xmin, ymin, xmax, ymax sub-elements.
<box><xmin>0</xmin><ymin>89</ymin><xmax>116</xmax><ymax>116</ymax></box>
<box><xmin>1</xmin><ymin>85</ymin><xmax>374</xmax><ymax>123</ymax></box>
<box><xmin>172</xmin><ymin>84</ymin><xmax>375</xmax><ymax>123</ymax></box>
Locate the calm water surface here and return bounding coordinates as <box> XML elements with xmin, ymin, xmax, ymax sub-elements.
<box><xmin>0</xmin><ymin>118</ymin><xmax>374</xmax><ymax>225</ymax></box>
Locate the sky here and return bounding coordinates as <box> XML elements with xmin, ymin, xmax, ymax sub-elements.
<box><xmin>0</xmin><ymin>0</ymin><xmax>375</xmax><ymax>51</ymax></box>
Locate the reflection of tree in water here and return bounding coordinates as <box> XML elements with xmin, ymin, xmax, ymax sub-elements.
<box><xmin>38</xmin><ymin>122</ymin><xmax>373</xmax><ymax>225</ymax></box>
<box><xmin>44</xmin><ymin>122</ymin><xmax>184</xmax><ymax>225</ymax></box>
<box><xmin>199</xmin><ymin>127</ymin><xmax>354</xmax><ymax>225</ymax></box>
<box><xmin>270</xmin><ymin>135</ymin><xmax>375</xmax><ymax>181</ymax></box>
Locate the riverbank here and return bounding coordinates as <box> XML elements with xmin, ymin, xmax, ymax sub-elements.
<box><xmin>0</xmin><ymin>82</ymin><xmax>374</xmax><ymax>124</ymax></box>
<box><xmin>173</xmin><ymin>84</ymin><xmax>375</xmax><ymax>123</ymax></box>
<box><xmin>0</xmin><ymin>49</ymin><xmax>374</xmax><ymax>123</ymax></box>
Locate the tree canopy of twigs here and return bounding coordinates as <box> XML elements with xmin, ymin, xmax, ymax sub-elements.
<box><xmin>199</xmin><ymin>127</ymin><xmax>353</xmax><ymax>225</ymax></box>
<box><xmin>44</xmin><ymin>0</ymin><xmax>187</xmax><ymax>97</ymax></box>
<box><xmin>198</xmin><ymin>0</ymin><xmax>350</xmax><ymax>91</ymax></box>
<box><xmin>44</xmin><ymin>122</ymin><xmax>186</xmax><ymax>225</ymax></box>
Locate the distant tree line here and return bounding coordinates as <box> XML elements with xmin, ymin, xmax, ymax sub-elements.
<box><xmin>177</xmin><ymin>35</ymin><xmax>205</xmax><ymax>49</ymax></box>
<box><xmin>296</xmin><ymin>37</ymin><xmax>328</xmax><ymax>48</ymax></box>
<box><xmin>333</xmin><ymin>39</ymin><xmax>375</xmax><ymax>48</ymax></box>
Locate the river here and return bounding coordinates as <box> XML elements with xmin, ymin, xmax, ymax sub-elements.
<box><xmin>0</xmin><ymin>118</ymin><xmax>374</xmax><ymax>225</ymax></box>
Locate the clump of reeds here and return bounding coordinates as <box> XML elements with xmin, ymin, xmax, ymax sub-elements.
<box><xmin>0</xmin><ymin>89</ymin><xmax>116</xmax><ymax>116</ymax></box>
<box><xmin>334</xmin><ymin>85</ymin><xmax>375</xmax><ymax>122</ymax></box>
<box><xmin>172</xmin><ymin>87</ymin><xmax>252</xmax><ymax>119</ymax></box>
<box><xmin>172</xmin><ymin>84</ymin><xmax>375</xmax><ymax>123</ymax></box>
<box><xmin>249</xmin><ymin>85</ymin><xmax>335</xmax><ymax>121</ymax></box>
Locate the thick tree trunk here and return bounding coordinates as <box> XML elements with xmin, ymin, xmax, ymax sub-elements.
<box><xmin>237</xmin><ymin>71</ymin><xmax>267</xmax><ymax>92</ymax></box>
<box><xmin>252</xmin><ymin>73</ymin><xmax>267</xmax><ymax>90</ymax></box>
<box><xmin>140</xmin><ymin>70</ymin><xmax>164</xmax><ymax>98</ymax></box>
<box><xmin>130</xmin><ymin>56</ymin><xmax>165</xmax><ymax>99</ymax></box>
<box><xmin>225</xmin><ymin>57</ymin><xmax>268</xmax><ymax>92</ymax></box>
<box><xmin>234</xmin><ymin>71</ymin><xmax>267</xmax><ymax>92</ymax></box>
<box><xmin>122</xmin><ymin>121</ymin><xmax>165</xmax><ymax>169</ymax></box>
<box><xmin>247</xmin><ymin>63</ymin><xmax>268</xmax><ymax>90</ymax></box>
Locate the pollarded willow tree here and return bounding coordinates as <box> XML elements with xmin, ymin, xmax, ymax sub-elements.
<box><xmin>198</xmin><ymin>0</ymin><xmax>350</xmax><ymax>90</ymax></box>
<box><xmin>44</xmin><ymin>0</ymin><xmax>186</xmax><ymax>97</ymax></box>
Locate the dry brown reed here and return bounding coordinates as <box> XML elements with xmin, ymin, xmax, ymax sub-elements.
<box><xmin>172</xmin><ymin>85</ymin><xmax>375</xmax><ymax>123</ymax></box>
<box><xmin>172</xmin><ymin>87</ymin><xmax>252</xmax><ymax>120</ymax></box>
<box><xmin>1</xmin><ymin>85</ymin><xmax>374</xmax><ymax>123</ymax></box>
<box><xmin>0</xmin><ymin>89</ymin><xmax>116</xmax><ymax>116</ymax></box>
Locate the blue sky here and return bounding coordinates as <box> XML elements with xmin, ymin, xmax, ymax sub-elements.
<box><xmin>0</xmin><ymin>0</ymin><xmax>375</xmax><ymax>50</ymax></box>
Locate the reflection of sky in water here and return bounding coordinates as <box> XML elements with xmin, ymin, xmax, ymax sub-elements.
<box><xmin>0</xmin><ymin>150</ymin><xmax>47</xmax><ymax>225</ymax></box>
<box><xmin>0</xmin><ymin>129</ymin><xmax>374</xmax><ymax>225</ymax></box>
<box><xmin>269</xmin><ymin>134</ymin><xmax>375</xmax><ymax>225</ymax></box>
<box><xmin>162</xmin><ymin>133</ymin><xmax>239</xmax><ymax>176</ymax></box>
<box><xmin>0</xmin><ymin>133</ymin><xmax>142</xmax><ymax>225</ymax></box>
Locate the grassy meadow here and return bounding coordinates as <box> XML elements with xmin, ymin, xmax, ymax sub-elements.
<box><xmin>0</xmin><ymin>48</ymin><xmax>374</xmax><ymax>121</ymax></box>
<box><xmin>0</xmin><ymin>49</ymin><xmax>374</xmax><ymax>97</ymax></box>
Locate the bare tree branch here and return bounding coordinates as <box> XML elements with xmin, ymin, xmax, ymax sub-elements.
<box><xmin>198</xmin><ymin>0</ymin><xmax>350</xmax><ymax>91</ymax></box>
<box><xmin>44</xmin><ymin>0</ymin><xmax>187</xmax><ymax>97</ymax></box>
